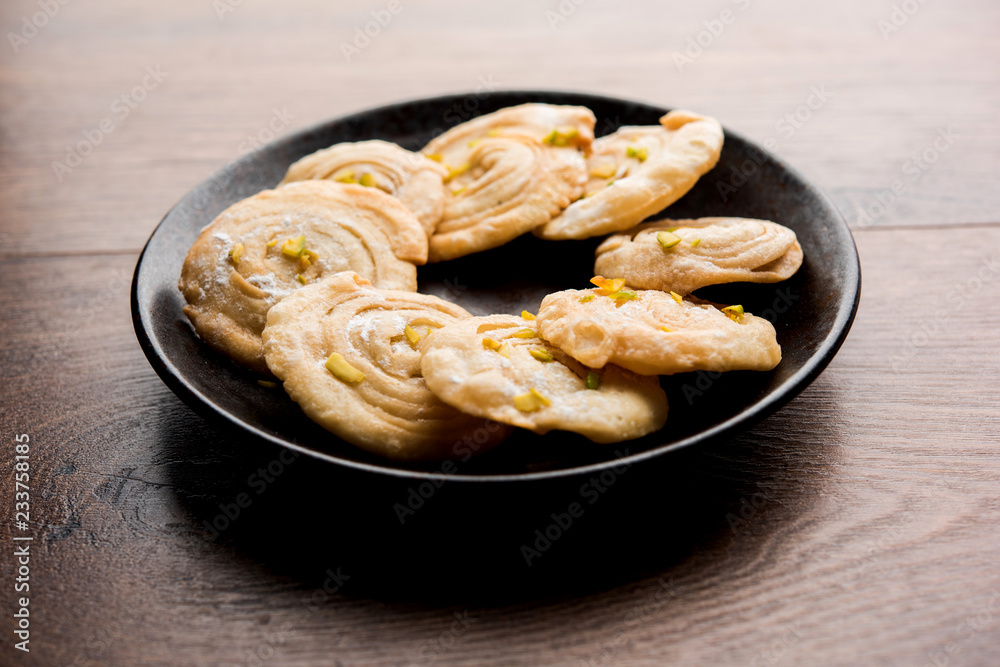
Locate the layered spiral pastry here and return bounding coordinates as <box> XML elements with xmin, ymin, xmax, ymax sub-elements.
<box><xmin>261</xmin><ymin>272</ymin><xmax>511</xmax><ymax>460</ymax></box>
<box><xmin>535</xmin><ymin>110</ymin><xmax>724</xmax><ymax>240</ymax></box>
<box><xmin>421</xmin><ymin>103</ymin><xmax>596</xmax><ymax>261</ymax></box>
<box><xmin>535</xmin><ymin>280</ymin><xmax>781</xmax><ymax>375</ymax></box>
<box><xmin>179</xmin><ymin>181</ymin><xmax>427</xmax><ymax>374</ymax></box>
<box><xmin>279</xmin><ymin>140</ymin><xmax>448</xmax><ymax>236</ymax></box>
<box><xmin>594</xmin><ymin>217</ymin><xmax>802</xmax><ymax>295</ymax></box>
<box><xmin>425</xmin><ymin>134</ymin><xmax>588</xmax><ymax>262</ymax></box>
<box><xmin>420</xmin><ymin>314</ymin><xmax>667</xmax><ymax>442</ymax></box>
<box><xmin>423</xmin><ymin>103</ymin><xmax>596</xmax><ymax>153</ymax></box>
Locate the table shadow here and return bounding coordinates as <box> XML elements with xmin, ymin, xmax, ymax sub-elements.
<box><xmin>158</xmin><ymin>382</ymin><xmax>844</xmax><ymax>608</ymax></box>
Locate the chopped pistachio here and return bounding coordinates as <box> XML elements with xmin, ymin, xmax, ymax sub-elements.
<box><xmin>543</xmin><ymin>126</ymin><xmax>579</xmax><ymax>147</ymax></box>
<box><xmin>358</xmin><ymin>172</ymin><xmax>376</xmax><ymax>188</ymax></box>
<box><xmin>513</xmin><ymin>328</ymin><xmax>536</xmax><ymax>339</ymax></box>
<box><xmin>282</xmin><ymin>235</ymin><xmax>306</xmax><ymax>258</ymax></box>
<box><xmin>443</xmin><ymin>162</ymin><xmax>470</xmax><ymax>182</ymax></box>
<box><xmin>578</xmin><ymin>294</ymin><xmax>595</xmax><ymax>303</ymax></box>
<box><xmin>257</xmin><ymin>380</ymin><xmax>277</xmax><ymax>388</ymax></box>
<box><xmin>656</xmin><ymin>231</ymin><xmax>681</xmax><ymax>249</ymax></box>
<box><xmin>608</xmin><ymin>290</ymin><xmax>637</xmax><ymax>301</ymax></box>
<box><xmin>404</xmin><ymin>324</ymin><xmax>421</xmax><ymax>347</ymax></box>
<box><xmin>497</xmin><ymin>342</ymin><xmax>512</xmax><ymax>359</ymax></box>
<box><xmin>482</xmin><ymin>337</ymin><xmax>501</xmax><ymax>351</ymax></box>
<box><xmin>333</xmin><ymin>169</ymin><xmax>358</xmax><ymax>184</ymax></box>
<box><xmin>722</xmin><ymin>305</ymin><xmax>745</xmax><ymax>322</ymax></box>
<box><xmin>521</xmin><ymin>310</ymin><xmax>536</xmax><ymax>320</ymax></box>
<box><xmin>514</xmin><ymin>392</ymin><xmax>541</xmax><ymax>412</ymax></box>
<box><xmin>530</xmin><ymin>348</ymin><xmax>554</xmax><ymax>362</ymax></box>
<box><xmin>670</xmin><ymin>291</ymin><xmax>683</xmax><ymax>304</ymax></box>
<box><xmin>589</xmin><ymin>163</ymin><xmax>617</xmax><ymax>179</ymax></box>
<box><xmin>513</xmin><ymin>387</ymin><xmax>552</xmax><ymax>412</ymax></box>
<box><xmin>325</xmin><ymin>352</ymin><xmax>364</xmax><ymax>384</ymax></box>
<box><xmin>530</xmin><ymin>387</ymin><xmax>551</xmax><ymax>406</ymax></box>
<box><xmin>626</xmin><ymin>145</ymin><xmax>648</xmax><ymax>162</ymax></box>
<box><xmin>586</xmin><ymin>371</ymin><xmax>600</xmax><ymax>390</ymax></box>
<box><xmin>690</xmin><ymin>238</ymin><xmax>701</xmax><ymax>247</ymax></box>
<box><xmin>296</xmin><ymin>274</ymin><xmax>307</xmax><ymax>285</ymax></box>
<box><xmin>297</xmin><ymin>248</ymin><xmax>319</xmax><ymax>272</ymax></box>
<box><xmin>228</xmin><ymin>243</ymin><xmax>244</xmax><ymax>264</ymax></box>
<box><xmin>426</xmin><ymin>153</ymin><xmax>443</xmax><ymax>162</ymax></box>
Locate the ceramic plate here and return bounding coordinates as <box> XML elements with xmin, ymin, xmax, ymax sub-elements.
<box><xmin>131</xmin><ymin>91</ymin><xmax>860</xmax><ymax>481</ymax></box>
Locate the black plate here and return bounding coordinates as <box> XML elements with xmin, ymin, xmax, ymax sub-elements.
<box><xmin>132</xmin><ymin>91</ymin><xmax>860</xmax><ymax>482</ymax></box>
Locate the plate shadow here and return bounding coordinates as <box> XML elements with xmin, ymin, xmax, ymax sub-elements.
<box><xmin>159</xmin><ymin>380</ymin><xmax>844</xmax><ymax>607</ymax></box>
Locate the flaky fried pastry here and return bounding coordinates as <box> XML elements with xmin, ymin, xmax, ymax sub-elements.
<box><xmin>535</xmin><ymin>110</ymin><xmax>724</xmax><ymax>240</ymax></box>
<box><xmin>535</xmin><ymin>282</ymin><xmax>781</xmax><ymax>375</ymax></box>
<box><xmin>423</xmin><ymin>103</ymin><xmax>596</xmax><ymax>155</ymax></box>
<box><xmin>424</xmin><ymin>134</ymin><xmax>587</xmax><ymax>261</ymax></box>
<box><xmin>420</xmin><ymin>314</ymin><xmax>667</xmax><ymax>443</ymax></box>
<box><xmin>179</xmin><ymin>181</ymin><xmax>427</xmax><ymax>374</ymax></box>
<box><xmin>262</xmin><ymin>272</ymin><xmax>511</xmax><ymax>460</ymax></box>
<box><xmin>279</xmin><ymin>140</ymin><xmax>448</xmax><ymax>236</ymax></box>
<box><xmin>594</xmin><ymin>217</ymin><xmax>802</xmax><ymax>295</ymax></box>
<box><xmin>421</xmin><ymin>104</ymin><xmax>596</xmax><ymax>261</ymax></box>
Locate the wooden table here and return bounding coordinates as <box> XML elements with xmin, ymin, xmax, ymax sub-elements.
<box><xmin>2</xmin><ymin>1</ymin><xmax>999</xmax><ymax>665</ymax></box>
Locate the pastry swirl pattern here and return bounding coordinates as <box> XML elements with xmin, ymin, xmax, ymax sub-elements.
<box><xmin>179</xmin><ymin>181</ymin><xmax>427</xmax><ymax>374</ymax></box>
<box><xmin>263</xmin><ymin>272</ymin><xmax>511</xmax><ymax>460</ymax></box>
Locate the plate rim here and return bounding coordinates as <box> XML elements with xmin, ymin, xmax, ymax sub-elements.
<box><xmin>131</xmin><ymin>90</ymin><xmax>862</xmax><ymax>483</ymax></box>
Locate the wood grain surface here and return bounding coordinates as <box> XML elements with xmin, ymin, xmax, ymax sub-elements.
<box><xmin>2</xmin><ymin>1</ymin><xmax>999</xmax><ymax>665</ymax></box>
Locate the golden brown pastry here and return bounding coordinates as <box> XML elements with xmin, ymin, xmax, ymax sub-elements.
<box><xmin>594</xmin><ymin>217</ymin><xmax>802</xmax><ymax>294</ymax></box>
<box><xmin>535</xmin><ymin>110</ymin><xmax>724</xmax><ymax>240</ymax></box>
<box><xmin>535</xmin><ymin>279</ymin><xmax>781</xmax><ymax>375</ymax></box>
<box><xmin>423</xmin><ymin>103</ymin><xmax>596</xmax><ymax>154</ymax></box>
<box><xmin>179</xmin><ymin>181</ymin><xmax>427</xmax><ymax>374</ymax></box>
<box><xmin>421</xmin><ymin>103</ymin><xmax>596</xmax><ymax>261</ymax></box>
<box><xmin>425</xmin><ymin>134</ymin><xmax>587</xmax><ymax>262</ymax></box>
<box><xmin>419</xmin><ymin>314</ymin><xmax>667</xmax><ymax>442</ymax></box>
<box><xmin>279</xmin><ymin>140</ymin><xmax>447</xmax><ymax>236</ymax></box>
<box><xmin>262</xmin><ymin>272</ymin><xmax>511</xmax><ymax>460</ymax></box>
